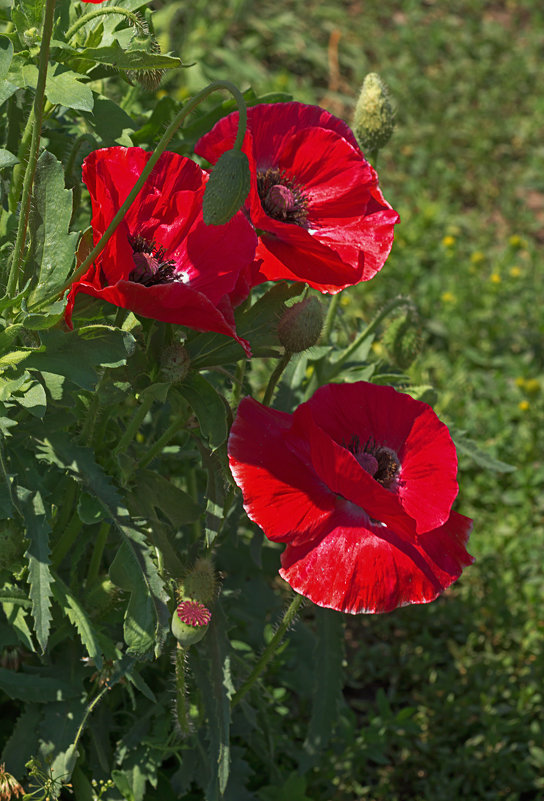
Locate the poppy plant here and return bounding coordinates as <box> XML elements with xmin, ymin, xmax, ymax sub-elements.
<box><xmin>66</xmin><ymin>147</ymin><xmax>257</xmax><ymax>353</ymax></box>
<box><xmin>228</xmin><ymin>382</ymin><xmax>473</xmax><ymax>614</ymax></box>
<box><xmin>195</xmin><ymin>102</ymin><xmax>400</xmax><ymax>294</ymax></box>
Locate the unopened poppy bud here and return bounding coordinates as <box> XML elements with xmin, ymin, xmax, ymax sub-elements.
<box><xmin>353</xmin><ymin>72</ymin><xmax>395</xmax><ymax>155</ymax></box>
<box><xmin>171</xmin><ymin>600</ymin><xmax>211</xmax><ymax>646</ymax></box>
<box><xmin>181</xmin><ymin>558</ymin><xmax>217</xmax><ymax>606</ymax></box>
<box><xmin>382</xmin><ymin>306</ymin><xmax>421</xmax><ymax>370</ymax></box>
<box><xmin>277</xmin><ymin>296</ymin><xmax>324</xmax><ymax>353</ymax></box>
<box><xmin>202</xmin><ymin>149</ymin><xmax>251</xmax><ymax>225</ymax></box>
<box><xmin>160</xmin><ymin>342</ymin><xmax>191</xmax><ymax>383</ymax></box>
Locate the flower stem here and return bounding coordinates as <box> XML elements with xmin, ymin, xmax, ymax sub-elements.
<box><xmin>36</xmin><ymin>80</ymin><xmax>248</xmax><ymax>307</ymax></box>
<box><xmin>86</xmin><ymin>521</ymin><xmax>110</xmax><ymax>584</ymax></box>
<box><xmin>174</xmin><ymin>644</ymin><xmax>190</xmax><ymax>735</ymax></box>
<box><xmin>52</xmin><ymin>510</ymin><xmax>82</xmax><ymax>566</ymax></box>
<box><xmin>135</xmin><ymin>419</ymin><xmax>188</xmax><ymax>471</ymax></box>
<box><xmin>335</xmin><ymin>294</ymin><xmax>409</xmax><ymax>371</ymax></box>
<box><xmin>322</xmin><ymin>292</ymin><xmax>341</xmax><ymax>342</ymax></box>
<box><xmin>112</xmin><ymin>393</ymin><xmax>155</xmax><ymax>457</ymax></box>
<box><xmin>262</xmin><ymin>352</ymin><xmax>291</xmax><ymax>406</ymax></box>
<box><xmin>6</xmin><ymin>0</ymin><xmax>57</xmax><ymax>298</ymax></box>
<box><xmin>65</xmin><ymin>6</ymin><xmax>145</xmax><ymax>41</ymax></box>
<box><xmin>231</xmin><ymin>593</ymin><xmax>303</xmax><ymax>708</ymax></box>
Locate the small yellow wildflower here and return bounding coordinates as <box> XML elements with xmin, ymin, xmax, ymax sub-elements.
<box><xmin>524</xmin><ymin>378</ymin><xmax>541</xmax><ymax>395</ymax></box>
<box><xmin>371</xmin><ymin>342</ymin><xmax>385</xmax><ymax>356</ymax></box>
<box><xmin>490</xmin><ymin>273</ymin><xmax>501</xmax><ymax>284</ymax></box>
<box><xmin>441</xmin><ymin>291</ymin><xmax>456</xmax><ymax>303</ymax></box>
<box><xmin>156</xmin><ymin>89</ymin><xmax>167</xmax><ymax>100</ymax></box>
<box><xmin>470</xmin><ymin>251</ymin><xmax>485</xmax><ymax>264</ymax></box>
<box><xmin>305</xmin><ymin>366</ymin><xmax>314</xmax><ymax>380</ymax></box>
<box><xmin>515</xmin><ymin>376</ymin><xmax>526</xmax><ymax>388</ymax></box>
<box><xmin>136</xmin><ymin>432</ymin><xmax>145</xmax><ymax>443</ymax></box>
<box><xmin>508</xmin><ymin>234</ymin><xmax>526</xmax><ymax>248</ymax></box>
<box><xmin>340</xmin><ymin>294</ymin><xmax>351</xmax><ymax>307</ymax></box>
<box><xmin>442</xmin><ymin>235</ymin><xmax>455</xmax><ymax>248</ymax></box>
<box><xmin>518</xmin><ymin>400</ymin><xmax>530</xmax><ymax>412</ymax></box>
<box><xmin>509</xmin><ymin>265</ymin><xmax>521</xmax><ymax>278</ymax></box>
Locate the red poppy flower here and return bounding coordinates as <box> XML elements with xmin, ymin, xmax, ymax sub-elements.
<box><xmin>195</xmin><ymin>102</ymin><xmax>399</xmax><ymax>294</ymax></box>
<box><xmin>228</xmin><ymin>382</ymin><xmax>473</xmax><ymax>614</ymax></box>
<box><xmin>66</xmin><ymin>147</ymin><xmax>257</xmax><ymax>354</ymax></box>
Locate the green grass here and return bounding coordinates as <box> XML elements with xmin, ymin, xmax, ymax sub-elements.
<box><xmin>154</xmin><ymin>2</ymin><xmax>544</xmax><ymax>798</ymax></box>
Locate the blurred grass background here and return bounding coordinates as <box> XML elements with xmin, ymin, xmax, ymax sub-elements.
<box><xmin>154</xmin><ymin>2</ymin><xmax>543</xmax><ymax>799</ymax></box>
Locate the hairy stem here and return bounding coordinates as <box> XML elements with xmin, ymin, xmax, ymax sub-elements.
<box><xmin>262</xmin><ymin>352</ymin><xmax>291</xmax><ymax>406</ymax></box>
<box><xmin>66</xmin><ymin>6</ymin><xmax>146</xmax><ymax>41</ymax></box>
<box><xmin>231</xmin><ymin>593</ymin><xmax>303</xmax><ymax>708</ymax></box>
<box><xmin>6</xmin><ymin>0</ymin><xmax>57</xmax><ymax>297</ymax></box>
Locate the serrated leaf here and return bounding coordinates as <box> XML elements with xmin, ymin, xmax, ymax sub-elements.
<box><xmin>0</xmin><ymin>583</ymin><xmax>32</xmax><ymax>607</ymax></box>
<box><xmin>22</xmin><ymin>326</ymin><xmax>135</xmax><ymax>390</ymax></box>
<box><xmin>109</xmin><ymin>541</ymin><xmax>156</xmax><ymax>658</ymax></box>
<box><xmin>131</xmin><ymin>471</ymin><xmax>200</xmax><ymax>528</ymax></box>
<box><xmin>1</xmin><ymin>704</ymin><xmax>42</xmax><ymax>775</ymax></box>
<box><xmin>18</xmin><ymin>487</ymin><xmax>53</xmax><ymax>653</ymax></box>
<box><xmin>178</xmin><ymin>372</ymin><xmax>228</xmax><ymax>451</ymax></box>
<box><xmin>66</xmin><ymin>42</ymin><xmax>181</xmax><ymax>72</ymax></box>
<box><xmin>27</xmin><ymin>151</ymin><xmax>78</xmax><ymax>303</ymax></box>
<box><xmin>1</xmin><ymin>601</ymin><xmax>34</xmax><ymax>651</ymax></box>
<box><xmin>52</xmin><ymin>574</ymin><xmax>103</xmax><ymax>669</ymax></box>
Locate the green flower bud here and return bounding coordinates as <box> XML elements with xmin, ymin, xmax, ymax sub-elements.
<box><xmin>181</xmin><ymin>558</ymin><xmax>217</xmax><ymax>606</ymax></box>
<box><xmin>353</xmin><ymin>73</ymin><xmax>395</xmax><ymax>155</ymax></box>
<box><xmin>160</xmin><ymin>342</ymin><xmax>191</xmax><ymax>383</ymax></box>
<box><xmin>382</xmin><ymin>305</ymin><xmax>421</xmax><ymax>370</ymax></box>
<box><xmin>23</xmin><ymin>27</ymin><xmax>40</xmax><ymax>47</ymax></box>
<box><xmin>171</xmin><ymin>600</ymin><xmax>211</xmax><ymax>646</ymax></box>
<box><xmin>202</xmin><ymin>149</ymin><xmax>251</xmax><ymax>226</ymax></box>
<box><xmin>277</xmin><ymin>296</ymin><xmax>324</xmax><ymax>353</ymax></box>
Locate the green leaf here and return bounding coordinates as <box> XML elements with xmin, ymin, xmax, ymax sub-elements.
<box><xmin>45</xmin><ymin>69</ymin><xmax>94</xmax><ymax>112</ymax></box>
<box><xmin>52</xmin><ymin>574</ymin><xmax>103</xmax><ymax>669</ymax></box>
<box><xmin>66</xmin><ymin>41</ymin><xmax>181</xmax><ymax>72</ymax></box>
<box><xmin>0</xmin><ymin>148</ymin><xmax>18</xmax><ymax>168</ymax></box>
<box><xmin>178</xmin><ymin>372</ymin><xmax>229</xmax><ymax>451</ymax></box>
<box><xmin>1</xmin><ymin>601</ymin><xmax>34</xmax><ymax>651</ymax></box>
<box><xmin>301</xmin><ymin>608</ymin><xmax>344</xmax><ymax>766</ymax></box>
<box><xmin>201</xmin><ymin>450</ymin><xmax>225</xmax><ymax>548</ymax></box>
<box><xmin>192</xmin><ymin>602</ymin><xmax>233</xmax><ymax>800</ymax></box>
<box><xmin>14</xmin><ymin>379</ymin><xmax>47</xmax><ymax>418</ymax></box>
<box><xmin>21</xmin><ymin>326</ymin><xmax>135</xmax><ymax>391</ymax></box>
<box><xmin>27</xmin><ymin>151</ymin><xmax>78</xmax><ymax>303</ymax></box>
<box><xmin>18</xmin><ymin>487</ymin><xmax>53</xmax><ymax>653</ymax></box>
<box><xmin>0</xmin><ymin>583</ymin><xmax>31</xmax><ymax>607</ymax></box>
<box><xmin>85</xmin><ymin>96</ymin><xmax>136</xmax><ymax>146</ymax></box>
<box><xmin>1</xmin><ymin>704</ymin><xmax>42</xmax><ymax>775</ymax></box>
<box><xmin>0</xmin><ymin>667</ymin><xmax>79</xmax><ymax>702</ymax></box>
<box><xmin>109</xmin><ymin>540</ymin><xmax>156</xmax><ymax>658</ymax></box>
<box><xmin>454</xmin><ymin>432</ymin><xmax>516</xmax><ymax>473</ymax></box>
<box><xmin>130</xmin><ymin>471</ymin><xmax>200</xmax><ymax>529</ymax></box>
<box><xmin>0</xmin><ymin>36</ymin><xmax>14</xmax><ymax>82</ymax></box>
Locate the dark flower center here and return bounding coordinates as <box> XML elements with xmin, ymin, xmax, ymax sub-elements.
<box><xmin>348</xmin><ymin>435</ymin><xmax>400</xmax><ymax>488</ymax></box>
<box><xmin>257</xmin><ymin>168</ymin><xmax>308</xmax><ymax>226</ymax></box>
<box><xmin>128</xmin><ymin>235</ymin><xmax>187</xmax><ymax>287</ymax></box>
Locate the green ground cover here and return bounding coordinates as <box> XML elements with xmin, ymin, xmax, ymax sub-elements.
<box><xmin>153</xmin><ymin>2</ymin><xmax>544</xmax><ymax>798</ymax></box>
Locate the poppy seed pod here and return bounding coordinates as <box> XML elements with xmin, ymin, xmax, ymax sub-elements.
<box><xmin>277</xmin><ymin>296</ymin><xmax>324</xmax><ymax>353</ymax></box>
<box><xmin>171</xmin><ymin>600</ymin><xmax>211</xmax><ymax>646</ymax></box>
<box><xmin>353</xmin><ymin>73</ymin><xmax>395</xmax><ymax>155</ymax></box>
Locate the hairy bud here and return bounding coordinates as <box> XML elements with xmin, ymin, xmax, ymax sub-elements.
<box><xmin>277</xmin><ymin>296</ymin><xmax>324</xmax><ymax>353</ymax></box>
<box><xmin>160</xmin><ymin>342</ymin><xmax>191</xmax><ymax>383</ymax></box>
<box><xmin>181</xmin><ymin>558</ymin><xmax>217</xmax><ymax>606</ymax></box>
<box><xmin>382</xmin><ymin>304</ymin><xmax>422</xmax><ymax>369</ymax></box>
<box><xmin>353</xmin><ymin>72</ymin><xmax>395</xmax><ymax>155</ymax></box>
<box><xmin>202</xmin><ymin>149</ymin><xmax>251</xmax><ymax>225</ymax></box>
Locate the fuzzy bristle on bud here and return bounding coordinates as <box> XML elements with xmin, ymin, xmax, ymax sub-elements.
<box><xmin>202</xmin><ymin>149</ymin><xmax>251</xmax><ymax>225</ymax></box>
<box><xmin>160</xmin><ymin>342</ymin><xmax>191</xmax><ymax>383</ymax></box>
<box><xmin>353</xmin><ymin>72</ymin><xmax>395</xmax><ymax>155</ymax></box>
<box><xmin>277</xmin><ymin>296</ymin><xmax>324</xmax><ymax>353</ymax></box>
<box><xmin>181</xmin><ymin>558</ymin><xmax>217</xmax><ymax>606</ymax></box>
<box><xmin>382</xmin><ymin>304</ymin><xmax>422</xmax><ymax>370</ymax></box>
